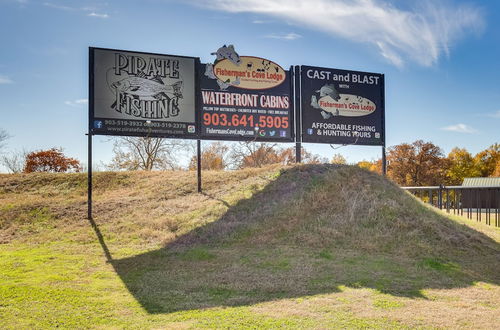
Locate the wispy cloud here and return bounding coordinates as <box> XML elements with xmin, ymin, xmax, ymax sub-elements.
<box><xmin>88</xmin><ymin>12</ymin><xmax>109</xmax><ymax>18</ymax></box>
<box><xmin>192</xmin><ymin>0</ymin><xmax>484</xmax><ymax>67</ymax></box>
<box><xmin>441</xmin><ymin>123</ymin><xmax>477</xmax><ymax>133</ymax></box>
<box><xmin>0</xmin><ymin>75</ymin><xmax>13</xmax><ymax>84</ymax></box>
<box><xmin>253</xmin><ymin>19</ymin><xmax>272</xmax><ymax>24</ymax></box>
<box><xmin>44</xmin><ymin>2</ymin><xmax>110</xmax><ymax>18</ymax></box>
<box><xmin>265</xmin><ymin>32</ymin><xmax>302</xmax><ymax>40</ymax></box>
<box><xmin>43</xmin><ymin>2</ymin><xmax>73</xmax><ymax>11</ymax></box>
<box><xmin>487</xmin><ymin>110</ymin><xmax>500</xmax><ymax>119</ymax></box>
<box><xmin>65</xmin><ymin>99</ymin><xmax>88</xmax><ymax>107</ymax></box>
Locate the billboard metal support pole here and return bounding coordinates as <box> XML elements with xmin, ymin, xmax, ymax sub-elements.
<box><xmin>197</xmin><ymin>139</ymin><xmax>202</xmax><ymax>193</ymax></box>
<box><xmin>381</xmin><ymin>74</ymin><xmax>386</xmax><ymax>176</ymax></box>
<box><xmin>382</xmin><ymin>146</ymin><xmax>387</xmax><ymax>176</ymax></box>
<box><xmin>294</xmin><ymin>65</ymin><xmax>301</xmax><ymax>163</ymax></box>
<box><xmin>87</xmin><ymin>133</ymin><xmax>93</xmax><ymax>220</ymax></box>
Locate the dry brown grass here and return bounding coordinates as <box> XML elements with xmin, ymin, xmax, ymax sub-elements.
<box><xmin>1</xmin><ymin>164</ymin><xmax>499</xmax><ymax>328</ymax></box>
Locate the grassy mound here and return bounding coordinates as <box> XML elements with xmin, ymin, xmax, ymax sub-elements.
<box><xmin>1</xmin><ymin>165</ymin><xmax>499</xmax><ymax>328</ymax></box>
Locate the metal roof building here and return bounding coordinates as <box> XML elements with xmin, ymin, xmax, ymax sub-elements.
<box><xmin>461</xmin><ymin>177</ymin><xmax>500</xmax><ymax>208</ymax></box>
<box><xmin>462</xmin><ymin>177</ymin><xmax>500</xmax><ymax>187</ymax></box>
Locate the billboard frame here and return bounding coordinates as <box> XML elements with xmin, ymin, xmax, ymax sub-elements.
<box><xmin>299</xmin><ymin>65</ymin><xmax>385</xmax><ymax>147</ymax></box>
<box><xmin>197</xmin><ymin>65</ymin><xmax>295</xmax><ymax>143</ymax></box>
<box><xmin>89</xmin><ymin>46</ymin><xmax>201</xmax><ymax>140</ymax></box>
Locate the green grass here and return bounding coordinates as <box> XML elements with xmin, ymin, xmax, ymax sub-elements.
<box><xmin>0</xmin><ymin>165</ymin><xmax>499</xmax><ymax>329</ymax></box>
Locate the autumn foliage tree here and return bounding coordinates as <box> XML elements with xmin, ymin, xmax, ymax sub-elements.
<box><xmin>387</xmin><ymin>140</ymin><xmax>447</xmax><ymax>186</ymax></box>
<box><xmin>474</xmin><ymin>143</ymin><xmax>499</xmax><ymax>177</ymax></box>
<box><xmin>189</xmin><ymin>142</ymin><xmax>229</xmax><ymax>170</ymax></box>
<box><xmin>357</xmin><ymin>159</ymin><xmax>382</xmax><ymax>174</ymax></box>
<box><xmin>274</xmin><ymin>147</ymin><xmax>327</xmax><ymax>165</ymax></box>
<box><xmin>445</xmin><ymin>148</ymin><xmax>480</xmax><ymax>185</ymax></box>
<box><xmin>23</xmin><ymin>148</ymin><xmax>81</xmax><ymax>173</ymax></box>
<box><xmin>232</xmin><ymin>142</ymin><xmax>282</xmax><ymax>168</ymax></box>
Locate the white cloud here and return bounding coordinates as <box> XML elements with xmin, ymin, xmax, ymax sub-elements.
<box><xmin>265</xmin><ymin>32</ymin><xmax>302</xmax><ymax>40</ymax></box>
<box><xmin>0</xmin><ymin>75</ymin><xmax>13</xmax><ymax>84</ymax></box>
<box><xmin>441</xmin><ymin>123</ymin><xmax>477</xmax><ymax>133</ymax></box>
<box><xmin>193</xmin><ymin>0</ymin><xmax>484</xmax><ymax>67</ymax></box>
<box><xmin>65</xmin><ymin>99</ymin><xmax>88</xmax><ymax>107</ymax></box>
<box><xmin>43</xmin><ymin>2</ymin><xmax>109</xmax><ymax>18</ymax></box>
<box><xmin>487</xmin><ymin>110</ymin><xmax>500</xmax><ymax>119</ymax></box>
<box><xmin>88</xmin><ymin>12</ymin><xmax>109</xmax><ymax>18</ymax></box>
<box><xmin>43</xmin><ymin>2</ymin><xmax>73</xmax><ymax>11</ymax></box>
<box><xmin>253</xmin><ymin>19</ymin><xmax>272</xmax><ymax>24</ymax></box>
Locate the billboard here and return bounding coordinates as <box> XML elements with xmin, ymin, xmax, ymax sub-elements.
<box><xmin>199</xmin><ymin>45</ymin><xmax>293</xmax><ymax>142</ymax></box>
<box><xmin>300</xmin><ymin>65</ymin><xmax>384</xmax><ymax>146</ymax></box>
<box><xmin>89</xmin><ymin>47</ymin><xmax>198</xmax><ymax>138</ymax></box>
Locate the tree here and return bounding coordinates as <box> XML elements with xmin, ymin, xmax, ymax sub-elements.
<box><xmin>474</xmin><ymin>143</ymin><xmax>499</xmax><ymax>177</ymax></box>
<box><xmin>24</xmin><ymin>148</ymin><xmax>81</xmax><ymax>173</ymax></box>
<box><xmin>0</xmin><ymin>128</ymin><xmax>9</xmax><ymax>152</ymax></box>
<box><xmin>493</xmin><ymin>160</ymin><xmax>500</xmax><ymax>177</ymax></box>
<box><xmin>1</xmin><ymin>149</ymin><xmax>28</xmax><ymax>173</ymax></box>
<box><xmin>357</xmin><ymin>159</ymin><xmax>382</xmax><ymax>174</ymax></box>
<box><xmin>189</xmin><ymin>142</ymin><xmax>229</xmax><ymax>170</ymax></box>
<box><xmin>330</xmin><ymin>153</ymin><xmax>347</xmax><ymax>164</ymax></box>
<box><xmin>387</xmin><ymin>140</ymin><xmax>447</xmax><ymax>186</ymax></box>
<box><xmin>274</xmin><ymin>147</ymin><xmax>327</xmax><ymax>165</ymax></box>
<box><xmin>109</xmin><ymin>137</ymin><xmax>189</xmax><ymax>171</ymax></box>
<box><xmin>228</xmin><ymin>142</ymin><xmax>281</xmax><ymax>168</ymax></box>
<box><xmin>445</xmin><ymin>147</ymin><xmax>480</xmax><ymax>184</ymax></box>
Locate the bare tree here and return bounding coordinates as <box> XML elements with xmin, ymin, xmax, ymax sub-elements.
<box><xmin>108</xmin><ymin>136</ymin><xmax>190</xmax><ymax>171</ymax></box>
<box><xmin>330</xmin><ymin>153</ymin><xmax>347</xmax><ymax>164</ymax></box>
<box><xmin>0</xmin><ymin>128</ymin><xmax>9</xmax><ymax>153</ymax></box>
<box><xmin>228</xmin><ymin>142</ymin><xmax>281</xmax><ymax>169</ymax></box>
<box><xmin>1</xmin><ymin>149</ymin><xmax>28</xmax><ymax>173</ymax></box>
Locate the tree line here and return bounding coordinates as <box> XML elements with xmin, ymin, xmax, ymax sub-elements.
<box><xmin>358</xmin><ymin>140</ymin><xmax>499</xmax><ymax>186</ymax></box>
<box><xmin>0</xmin><ymin>128</ymin><xmax>498</xmax><ymax>186</ymax></box>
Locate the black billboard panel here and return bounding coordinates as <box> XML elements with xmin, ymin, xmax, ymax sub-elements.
<box><xmin>199</xmin><ymin>45</ymin><xmax>293</xmax><ymax>142</ymax></box>
<box><xmin>89</xmin><ymin>47</ymin><xmax>199</xmax><ymax>138</ymax></box>
<box><xmin>300</xmin><ymin>65</ymin><xmax>384</xmax><ymax>146</ymax></box>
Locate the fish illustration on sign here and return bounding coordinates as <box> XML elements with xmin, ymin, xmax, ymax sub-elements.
<box><xmin>311</xmin><ymin>95</ymin><xmax>319</xmax><ymax>109</ymax></box>
<box><xmin>206</xmin><ymin>44</ymin><xmax>286</xmax><ymax>90</ymax></box>
<box><xmin>316</xmin><ymin>84</ymin><xmax>340</xmax><ymax>101</ymax></box>
<box><xmin>204</xmin><ymin>63</ymin><xmax>217</xmax><ymax>80</ymax></box>
<box><xmin>311</xmin><ymin>83</ymin><xmax>376</xmax><ymax>118</ymax></box>
<box><xmin>111</xmin><ymin>76</ymin><xmax>183</xmax><ymax>99</ymax></box>
<box><xmin>211</xmin><ymin>44</ymin><xmax>241</xmax><ymax>65</ymax></box>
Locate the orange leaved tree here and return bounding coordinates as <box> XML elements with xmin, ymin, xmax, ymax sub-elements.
<box><xmin>23</xmin><ymin>148</ymin><xmax>82</xmax><ymax>173</ymax></box>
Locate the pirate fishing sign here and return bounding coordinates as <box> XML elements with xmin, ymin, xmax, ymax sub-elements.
<box><xmin>110</xmin><ymin>53</ymin><xmax>184</xmax><ymax>119</ymax></box>
<box><xmin>90</xmin><ymin>47</ymin><xmax>197</xmax><ymax>138</ymax></box>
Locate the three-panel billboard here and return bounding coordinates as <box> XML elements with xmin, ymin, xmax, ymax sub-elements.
<box><xmin>89</xmin><ymin>46</ymin><xmax>385</xmax><ymax>146</ymax></box>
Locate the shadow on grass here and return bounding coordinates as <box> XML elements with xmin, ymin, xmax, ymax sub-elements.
<box><xmin>89</xmin><ymin>165</ymin><xmax>500</xmax><ymax>314</ymax></box>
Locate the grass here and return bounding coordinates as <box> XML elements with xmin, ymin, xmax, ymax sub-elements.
<box><xmin>0</xmin><ymin>164</ymin><xmax>499</xmax><ymax>329</ymax></box>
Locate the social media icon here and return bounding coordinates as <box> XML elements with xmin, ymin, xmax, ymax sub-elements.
<box><xmin>280</xmin><ymin>130</ymin><xmax>287</xmax><ymax>137</ymax></box>
<box><xmin>188</xmin><ymin>125</ymin><xmax>196</xmax><ymax>133</ymax></box>
<box><xmin>307</xmin><ymin>128</ymin><xmax>314</xmax><ymax>135</ymax></box>
<box><xmin>269</xmin><ymin>130</ymin><xmax>276</xmax><ymax>136</ymax></box>
<box><xmin>259</xmin><ymin>129</ymin><xmax>266</xmax><ymax>137</ymax></box>
<box><xmin>94</xmin><ymin>120</ymin><xmax>103</xmax><ymax>129</ymax></box>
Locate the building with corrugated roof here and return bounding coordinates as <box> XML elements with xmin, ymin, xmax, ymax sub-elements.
<box><xmin>461</xmin><ymin>177</ymin><xmax>500</xmax><ymax>208</ymax></box>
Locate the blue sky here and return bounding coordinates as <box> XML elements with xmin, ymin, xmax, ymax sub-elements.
<box><xmin>0</xmin><ymin>0</ymin><xmax>499</xmax><ymax>170</ymax></box>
